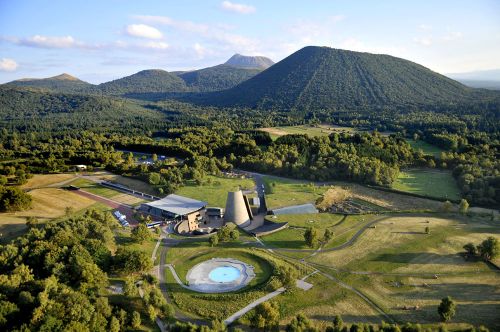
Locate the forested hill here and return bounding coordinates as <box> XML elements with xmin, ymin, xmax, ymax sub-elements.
<box><xmin>177</xmin><ymin>64</ymin><xmax>261</xmax><ymax>92</ymax></box>
<box><xmin>200</xmin><ymin>46</ymin><xmax>479</xmax><ymax>111</ymax></box>
<box><xmin>5</xmin><ymin>73</ymin><xmax>94</xmax><ymax>93</ymax></box>
<box><xmin>97</xmin><ymin>69</ymin><xmax>189</xmax><ymax>95</ymax></box>
<box><xmin>0</xmin><ymin>86</ymin><xmax>183</xmax><ymax>132</ymax></box>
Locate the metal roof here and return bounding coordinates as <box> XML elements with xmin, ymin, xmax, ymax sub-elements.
<box><xmin>143</xmin><ymin>194</ymin><xmax>207</xmax><ymax>216</ymax></box>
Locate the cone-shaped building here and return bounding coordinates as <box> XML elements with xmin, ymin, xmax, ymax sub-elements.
<box><xmin>224</xmin><ymin>191</ymin><xmax>252</xmax><ymax>228</ymax></box>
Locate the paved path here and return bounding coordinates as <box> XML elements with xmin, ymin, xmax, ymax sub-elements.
<box><xmin>165</xmin><ymin>264</ymin><xmax>191</xmax><ymax>290</ymax></box>
<box><xmin>224</xmin><ymin>287</ymin><xmax>286</xmax><ymax>325</ymax></box>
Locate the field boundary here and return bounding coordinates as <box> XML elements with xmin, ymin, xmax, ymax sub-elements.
<box><xmin>367</xmin><ymin>185</ymin><xmax>461</xmax><ymax>204</ymax></box>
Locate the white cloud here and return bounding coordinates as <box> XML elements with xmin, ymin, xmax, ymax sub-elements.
<box><xmin>443</xmin><ymin>31</ymin><xmax>462</xmax><ymax>41</ymax></box>
<box><xmin>221</xmin><ymin>1</ymin><xmax>256</xmax><ymax>14</ymax></box>
<box><xmin>0</xmin><ymin>58</ymin><xmax>18</xmax><ymax>71</ymax></box>
<box><xmin>418</xmin><ymin>24</ymin><xmax>432</xmax><ymax>31</ymax></box>
<box><xmin>414</xmin><ymin>36</ymin><xmax>433</xmax><ymax>46</ymax></box>
<box><xmin>23</xmin><ymin>35</ymin><xmax>79</xmax><ymax>48</ymax></box>
<box><xmin>133</xmin><ymin>15</ymin><xmax>259</xmax><ymax>53</ymax></box>
<box><xmin>143</xmin><ymin>41</ymin><xmax>169</xmax><ymax>49</ymax></box>
<box><xmin>194</xmin><ymin>43</ymin><xmax>206</xmax><ymax>58</ymax></box>
<box><xmin>126</xmin><ymin>24</ymin><xmax>163</xmax><ymax>39</ymax></box>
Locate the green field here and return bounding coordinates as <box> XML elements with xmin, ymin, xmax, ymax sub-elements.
<box><xmin>309</xmin><ymin>214</ymin><xmax>500</xmax><ymax>330</ymax></box>
<box><xmin>175</xmin><ymin>175</ymin><xmax>255</xmax><ymax>207</ymax></box>
<box><xmin>392</xmin><ymin>169</ymin><xmax>461</xmax><ymax>200</ymax></box>
<box><xmin>262</xmin><ymin>214</ymin><xmax>379</xmax><ymax>250</ymax></box>
<box><xmin>263</xmin><ymin>176</ymin><xmax>325</xmax><ymax>209</ymax></box>
<box><xmin>406</xmin><ymin>139</ymin><xmax>444</xmax><ymax>158</ymax></box>
<box><xmin>269</xmin><ymin>213</ymin><xmax>344</xmax><ymax>230</ymax></box>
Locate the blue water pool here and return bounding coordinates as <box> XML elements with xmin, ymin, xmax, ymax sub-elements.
<box><xmin>208</xmin><ymin>266</ymin><xmax>241</xmax><ymax>283</ymax></box>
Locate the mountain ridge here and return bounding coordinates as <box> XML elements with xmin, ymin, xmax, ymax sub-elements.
<box><xmin>198</xmin><ymin>46</ymin><xmax>477</xmax><ymax>110</ymax></box>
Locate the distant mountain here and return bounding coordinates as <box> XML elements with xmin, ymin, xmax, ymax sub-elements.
<box><xmin>204</xmin><ymin>46</ymin><xmax>474</xmax><ymax>110</ymax></box>
<box><xmin>97</xmin><ymin>69</ymin><xmax>188</xmax><ymax>95</ymax></box>
<box><xmin>454</xmin><ymin>80</ymin><xmax>500</xmax><ymax>90</ymax></box>
<box><xmin>446</xmin><ymin>69</ymin><xmax>500</xmax><ymax>90</ymax></box>
<box><xmin>224</xmin><ymin>54</ymin><xmax>274</xmax><ymax>69</ymax></box>
<box><xmin>447</xmin><ymin>69</ymin><xmax>500</xmax><ymax>81</ymax></box>
<box><xmin>177</xmin><ymin>64</ymin><xmax>261</xmax><ymax>92</ymax></box>
<box><xmin>6</xmin><ymin>73</ymin><xmax>94</xmax><ymax>93</ymax></box>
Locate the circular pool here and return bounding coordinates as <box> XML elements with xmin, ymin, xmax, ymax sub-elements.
<box><xmin>209</xmin><ymin>266</ymin><xmax>241</xmax><ymax>283</ymax></box>
<box><xmin>186</xmin><ymin>258</ymin><xmax>255</xmax><ymax>293</ymax></box>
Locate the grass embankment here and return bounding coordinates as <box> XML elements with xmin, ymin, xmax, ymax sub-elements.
<box><xmin>165</xmin><ymin>237</ymin><xmax>307</xmax><ymax>320</ymax></box>
<box><xmin>392</xmin><ymin>169</ymin><xmax>461</xmax><ymax>201</ymax></box>
<box><xmin>176</xmin><ymin>175</ymin><xmax>255</xmax><ymax>207</ymax></box>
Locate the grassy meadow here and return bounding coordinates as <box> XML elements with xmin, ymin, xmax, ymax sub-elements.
<box><xmin>392</xmin><ymin>169</ymin><xmax>461</xmax><ymax>200</ymax></box>
<box><xmin>175</xmin><ymin>175</ymin><xmax>255</xmax><ymax>207</ymax></box>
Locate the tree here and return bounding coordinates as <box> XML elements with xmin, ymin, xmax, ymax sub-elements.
<box><xmin>277</xmin><ymin>266</ymin><xmax>297</xmax><ymax>290</ymax></box>
<box><xmin>65</xmin><ymin>206</ymin><xmax>75</xmax><ymax>217</ymax></box>
<box><xmin>109</xmin><ymin>316</ymin><xmax>120</xmax><ymax>332</ymax></box>
<box><xmin>113</xmin><ymin>247</ymin><xmax>153</xmax><ymax>274</ymax></box>
<box><xmin>437</xmin><ymin>296</ymin><xmax>456</xmax><ymax>322</ymax></box>
<box><xmin>210</xmin><ymin>319</ymin><xmax>227</xmax><ymax>332</ymax></box>
<box><xmin>147</xmin><ymin>305</ymin><xmax>157</xmax><ymax>322</ymax></box>
<box><xmin>251</xmin><ymin>302</ymin><xmax>280</xmax><ymax>331</ymax></box>
<box><xmin>131</xmin><ymin>224</ymin><xmax>152</xmax><ymax>244</ymax></box>
<box><xmin>0</xmin><ymin>186</ymin><xmax>32</xmax><ymax>212</ymax></box>
<box><xmin>229</xmin><ymin>229</ymin><xmax>240</xmax><ymax>241</ymax></box>
<box><xmin>458</xmin><ymin>199</ymin><xmax>469</xmax><ymax>214</ymax></box>
<box><xmin>286</xmin><ymin>313</ymin><xmax>317</xmax><ymax>332</ymax></box>
<box><xmin>478</xmin><ymin>237</ymin><xmax>499</xmax><ymax>261</ymax></box>
<box><xmin>425</xmin><ymin>226</ymin><xmax>430</xmax><ymax>234</ymax></box>
<box><xmin>324</xmin><ymin>229</ymin><xmax>333</xmax><ymax>243</ymax></box>
<box><xmin>152</xmin><ymin>153</ymin><xmax>158</xmax><ymax>162</ymax></box>
<box><xmin>148</xmin><ymin>172</ymin><xmax>161</xmax><ymax>185</ymax></box>
<box><xmin>304</xmin><ymin>227</ymin><xmax>319</xmax><ymax>248</ymax></box>
<box><xmin>131</xmin><ymin>311</ymin><xmax>141</xmax><ymax>329</ymax></box>
<box><xmin>209</xmin><ymin>234</ymin><xmax>219</xmax><ymax>247</ymax></box>
<box><xmin>463</xmin><ymin>243</ymin><xmax>477</xmax><ymax>257</ymax></box>
<box><xmin>123</xmin><ymin>277</ymin><xmax>137</xmax><ymax>297</ymax></box>
<box><xmin>217</xmin><ymin>225</ymin><xmax>232</xmax><ymax>241</ymax></box>
<box><xmin>441</xmin><ymin>201</ymin><xmax>453</xmax><ymax>213</ymax></box>
<box><xmin>332</xmin><ymin>315</ymin><xmax>343</xmax><ymax>332</ymax></box>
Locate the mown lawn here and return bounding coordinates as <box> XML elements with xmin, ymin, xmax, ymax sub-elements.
<box><xmin>392</xmin><ymin>169</ymin><xmax>461</xmax><ymax>200</ymax></box>
<box><xmin>175</xmin><ymin>175</ymin><xmax>255</xmax><ymax>207</ymax></box>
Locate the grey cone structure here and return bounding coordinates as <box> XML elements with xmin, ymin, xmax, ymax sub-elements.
<box><xmin>224</xmin><ymin>191</ymin><xmax>252</xmax><ymax>228</ymax></box>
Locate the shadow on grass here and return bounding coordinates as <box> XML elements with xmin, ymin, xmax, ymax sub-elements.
<box><xmin>373</xmin><ymin>252</ymin><xmax>459</xmax><ymax>264</ymax></box>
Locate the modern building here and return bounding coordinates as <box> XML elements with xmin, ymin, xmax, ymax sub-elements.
<box><xmin>224</xmin><ymin>191</ymin><xmax>253</xmax><ymax>228</ymax></box>
<box><xmin>140</xmin><ymin>194</ymin><xmax>207</xmax><ymax>231</ymax></box>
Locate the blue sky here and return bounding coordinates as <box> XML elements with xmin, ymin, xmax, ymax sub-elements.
<box><xmin>1</xmin><ymin>0</ymin><xmax>499</xmax><ymax>83</ymax></box>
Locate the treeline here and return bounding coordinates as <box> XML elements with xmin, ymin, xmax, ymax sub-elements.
<box><xmin>0</xmin><ymin>210</ymin><xmax>166</xmax><ymax>331</ymax></box>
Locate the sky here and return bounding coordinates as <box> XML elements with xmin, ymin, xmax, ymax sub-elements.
<box><xmin>1</xmin><ymin>0</ymin><xmax>499</xmax><ymax>84</ymax></box>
